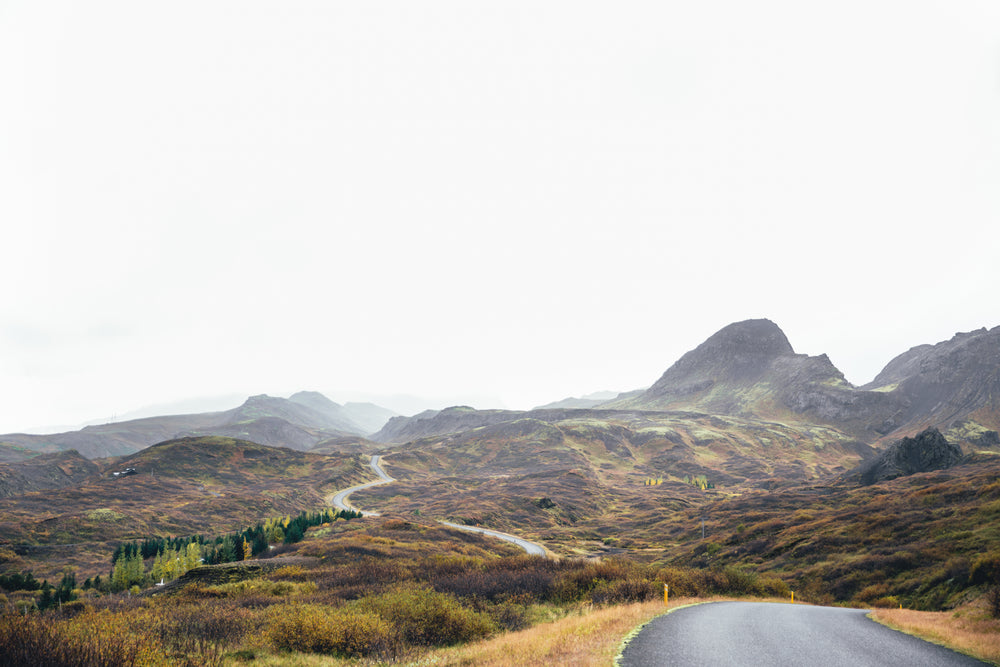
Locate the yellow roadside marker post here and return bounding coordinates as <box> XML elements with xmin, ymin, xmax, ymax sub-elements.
<box><xmin>791</xmin><ymin>591</ymin><xmax>794</xmax><ymax>604</ymax></box>
<box><xmin>664</xmin><ymin>583</ymin><xmax>669</xmax><ymax>606</ymax></box>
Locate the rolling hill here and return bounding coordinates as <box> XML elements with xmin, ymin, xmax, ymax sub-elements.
<box><xmin>0</xmin><ymin>436</ymin><xmax>368</xmax><ymax>579</ymax></box>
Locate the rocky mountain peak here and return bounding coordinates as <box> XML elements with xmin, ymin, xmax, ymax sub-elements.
<box><xmin>647</xmin><ymin>318</ymin><xmax>795</xmax><ymax>396</ymax></box>
<box><xmin>701</xmin><ymin>318</ymin><xmax>794</xmax><ymax>357</ymax></box>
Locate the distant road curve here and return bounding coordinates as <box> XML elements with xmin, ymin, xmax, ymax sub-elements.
<box><xmin>618</xmin><ymin>601</ymin><xmax>988</xmax><ymax>667</ymax></box>
<box><xmin>438</xmin><ymin>520</ymin><xmax>547</xmax><ymax>557</ymax></box>
<box><xmin>327</xmin><ymin>455</ymin><xmax>548</xmax><ymax>557</ymax></box>
<box><xmin>327</xmin><ymin>455</ymin><xmax>394</xmax><ymax>517</ymax></box>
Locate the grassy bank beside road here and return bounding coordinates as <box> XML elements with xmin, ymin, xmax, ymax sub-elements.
<box><xmin>411</xmin><ymin>598</ymin><xmax>681</xmax><ymax>666</ymax></box>
<box><xmin>872</xmin><ymin>602</ymin><xmax>1000</xmax><ymax>666</ymax></box>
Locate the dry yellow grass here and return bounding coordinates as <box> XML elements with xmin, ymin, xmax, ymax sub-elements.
<box><xmin>403</xmin><ymin>598</ymin><xmax>695</xmax><ymax>667</ymax></box>
<box><xmin>871</xmin><ymin>601</ymin><xmax>1000</xmax><ymax>666</ymax></box>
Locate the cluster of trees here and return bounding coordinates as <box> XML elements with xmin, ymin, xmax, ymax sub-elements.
<box><xmin>108</xmin><ymin>507</ymin><xmax>360</xmax><ymax>591</ymax></box>
<box><xmin>0</xmin><ymin>571</ymin><xmax>40</xmax><ymax>592</ymax></box>
<box><xmin>0</xmin><ymin>570</ymin><xmax>78</xmax><ymax>611</ymax></box>
<box><xmin>683</xmin><ymin>474</ymin><xmax>714</xmax><ymax>490</ymax></box>
<box><xmin>36</xmin><ymin>572</ymin><xmax>76</xmax><ymax>610</ymax></box>
<box><xmin>643</xmin><ymin>478</ymin><xmax>664</xmax><ymax>486</ymax></box>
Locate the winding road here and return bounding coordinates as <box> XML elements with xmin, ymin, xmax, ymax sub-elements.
<box><xmin>328</xmin><ymin>455</ymin><xmax>548</xmax><ymax>557</ymax></box>
<box><xmin>439</xmin><ymin>520</ymin><xmax>547</xmax><ymax>557</ymax></box>
<box><xmin>618</xmin><ymin>601</ymin><xmax>988</xmax><ymax>666</ymax></box>
<box><xmin>328</xmin><ymin>455</ymin><xmax>395</xmax><ymax>517</ymax></box>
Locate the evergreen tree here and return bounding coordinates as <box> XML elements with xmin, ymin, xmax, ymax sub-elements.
<box><xmin>217</xmin><ymin>536</ymin><xmax>236</xmax><ymax>563</ymax></box>
<box><xmin>38</xmin><ymin>581</ymin><xmax>53</xmax><ymax>610</ymax></box>
<box><xmin>56</xmin><ymin>571</ymin><xmax>76</xmax><ymax>604</ymax></box>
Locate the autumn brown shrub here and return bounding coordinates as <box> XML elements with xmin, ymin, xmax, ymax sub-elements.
<box><xmin>590</xmin><ymin>578</ymin><xmax>656</xmax><ymax>604</ymax></box>
<box><xmin>420</xmin><ymin>555</ymin><xmax>486</xmax><ymax>578</ymax></box>
<box><xmin>971</xmin><ymin>552</ymin><xmax>1000</xmax><ymax>586</ymax></box>
<box><xmin>269</xmin><ymin>565</ymin><xmax>308</xmax><ymax>580</ymax></box>
<box><xmin>356</xmin><ymin>585</ymin><xmax>496</xmax><ymax>647</ymax></box>
<box><xmin>152</xmin><ymin>601</ymin><xmax>255</xmax><ymax>666</ymax></box>
<box><xmin>871</xmin><ymin>595</ymin><xmax>901</xmax><ymax>608</ymax></box>
<box><xmin>855</xmin><ymin>582</ymin><xmax>891</xmax><ymax>604</ymax></box>
<box><xmin>701</xmin><ymin>566</ymin><xmax>788</xmax><ymax>598</ymax></box>
<box><xmin>0</xmin><ymin>608</ymin><xmax>159</xmax><ymax>667</ymax></box>
<box><xmin>988</xmin><ymin>586</ymin><xmax>1000</xmax><ymax>619</ymax></box>
<box><xmin>483</xmin><ymin>599</ymin><xmax>530</xmax><ymax>631</ymax></box>
<box><xmin>655</xmin><ymin>566</ymin><xmax>704</xmax><ymax>597</ymax></box>
<box><xmin>313</xmin><ymin>558</ymin><xmax>411</xmax><ymax>595</ymax></box>
<box><xmin>431</xmin><ymin>566</ymin><xmax>556</xmax><ymax>602</ymax></box>
<box><xmin>266</xmin><ymin>603</ymin><xmax>399</xmax><ymax>659</ymax></box>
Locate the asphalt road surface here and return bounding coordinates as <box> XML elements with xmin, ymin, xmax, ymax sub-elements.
<box><xmin>438</xmin><ymin>520</ymin><xmax>547</xmax><ymax>557</ymax></box>
<box><xmin>619</xmin><ymin>601</ymin><xmax>988</xmax><ymax>667</ymax></box>
<box><xmin>328</xmin><ymin>455</ymin><xmax>394</xmax><ymax>517</ymax></box>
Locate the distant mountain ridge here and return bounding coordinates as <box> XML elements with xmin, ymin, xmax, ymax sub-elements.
<box><xmin>533</xmin><ymin>391</ymin><xmax>621</xmax><ymax>410</ymax></box>
<box><xmin>375</xmin><ymin>319</ymin><xmax>1000</xmax><ymax>450</ymax></box>
<box><xmin>0</xmin><ymin>392</ymin><xmax>396</xmax><ymax>460</ymax></box>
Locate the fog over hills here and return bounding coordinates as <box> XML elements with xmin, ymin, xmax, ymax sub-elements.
<box><xmin>3</xmin><ymin>320</ymin><xmax>999</xmax><ymax>461</ymax></box>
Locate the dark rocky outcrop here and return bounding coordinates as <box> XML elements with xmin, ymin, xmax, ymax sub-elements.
<box><xmin>854</xmin><ymin>428</ymin><xmax>964</xmax><ymax>485</ymax></box>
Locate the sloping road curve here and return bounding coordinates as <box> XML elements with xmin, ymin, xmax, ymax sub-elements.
<box><xmin>328</xmin><ymin>455</ymin><xmax>548</xmax><ymax>557</ymax></box>
<box><xmin>327</xmin><ymin>455</ymin><xmax>394</xmax><ymax>517</ymax></box>
<box><xmin>438</xmin><ymin>520</ymin><xmax>547</xmax><ymax>557</ymax></box>
<box><xmin>618</xmin><ymin>601</ymin><xmax>988</xmax><ymax>667</ymax></box>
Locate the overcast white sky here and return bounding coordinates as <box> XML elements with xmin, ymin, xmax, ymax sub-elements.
<box><xmin>1</xmin><ymin>1</ymin><xmax>998</xmax><ymax>433</ymax></box>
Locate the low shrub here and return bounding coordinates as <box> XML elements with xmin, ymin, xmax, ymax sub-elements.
<box><xmin>656</xmin><ymin>566</ymin><xmax>704</xmax><ymax>597</ymax></box>
<box><xmin>266</xmin><ymin>603</ymin><xmax>399</xmax><ymax>659</ymax></box>
<box><xmin>151</xmin><ymin>601</ymin><xmax>255</xmax><ymax>666</ymax></box>
<box><xmin>0</xmin><ymin>608</ymin><xmax>160</xmax><ymax>667</ymax></box>
<box><xmin>483</xmin><ymin>599</ymin><xmax>530</xmax><ymax>631</ymax></box>
<box><xmin>971</xmin><ymin>552</ymin><xmax>1000</xmax><ymax>586</ymax></box>
<box><xmin>590</xmin><ymin>578</ymin><xmax>657</xmax><ymax>604</ymax></box>
<box><xmin>356</xmin><ymin>585</ymin><xmax>497</xmax><ymax>647</ymax></box>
